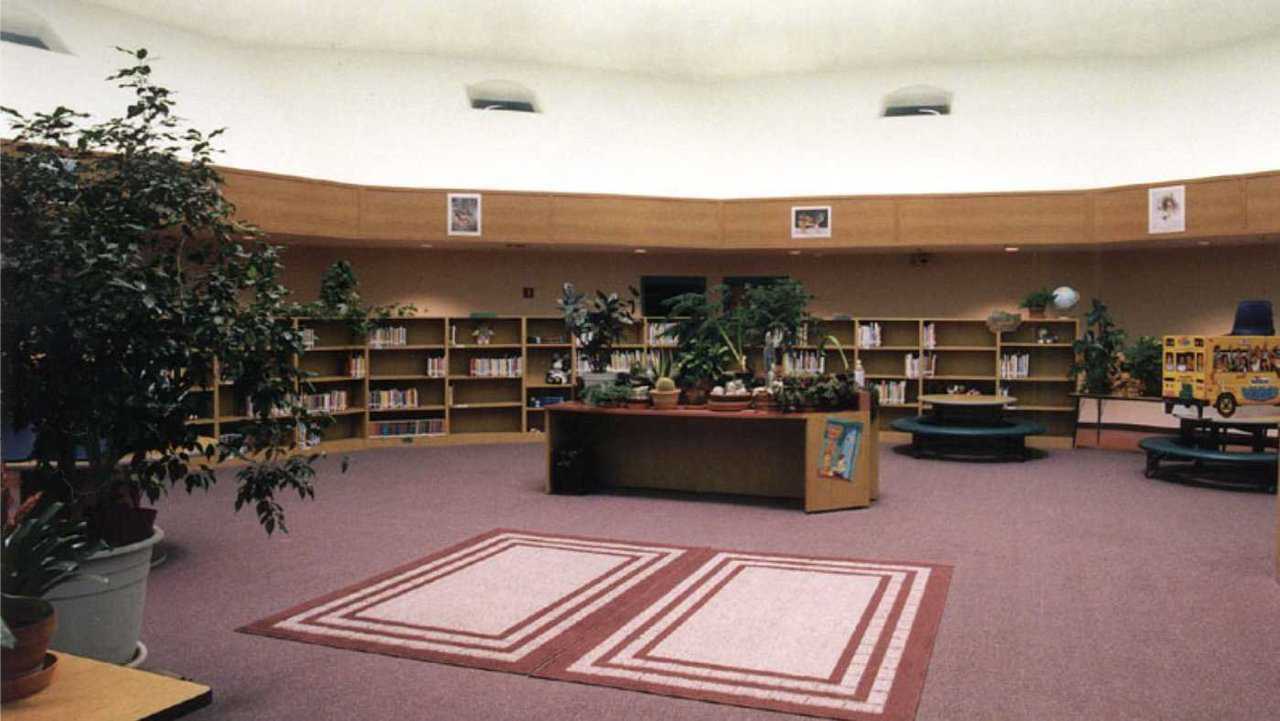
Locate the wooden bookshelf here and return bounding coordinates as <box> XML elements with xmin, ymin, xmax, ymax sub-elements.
<box><xmin>191</xmin><ymin>314</ymin><xmax>1078</xmax><ymax>453</ymax></box>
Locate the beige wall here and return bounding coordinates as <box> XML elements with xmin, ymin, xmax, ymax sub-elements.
<box><xmin>279</xmin><ymin>242</ymin><xmax>1279</xmax><ymax>338</ymax></box>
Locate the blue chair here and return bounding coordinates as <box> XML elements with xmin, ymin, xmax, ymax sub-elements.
<box><xmin>1228</xmin><ymin>300</ymin><xmax>1274</xmax><ymax>336</ymax></box>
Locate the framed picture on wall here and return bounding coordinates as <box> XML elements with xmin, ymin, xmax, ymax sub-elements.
<box><xmin>1148</xmin><ymin>185</ymin><xmax>1185</xmax><ymax>234</ymax></box>
<box><xmin>791</xmin><ymin>205</ymin><xmax>831</xmax><ymax>238</ymax></box>
<box><xmin>448</xmin><ymin>193</ymin><xmax>482</xmax><ymax>236</ymax></box>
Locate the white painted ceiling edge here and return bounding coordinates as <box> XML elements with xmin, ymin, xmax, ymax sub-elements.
<box><xmin>83</xmin><ymin>0</ymin><xmax>1280</xmax><ymax>81</ymax></box>
<box><xmin>4</xmin><ymin>0</ymin><xmax>1280</xmax><ymax>198</ymax></box>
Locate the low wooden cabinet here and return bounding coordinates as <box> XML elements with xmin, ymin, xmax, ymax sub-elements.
<box><xmin>546</xmin><ymin>403</ymin><xmax>879</xmax><ymax>512</ymax></box>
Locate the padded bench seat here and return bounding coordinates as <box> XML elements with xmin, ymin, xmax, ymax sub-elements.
<box><xmin>891</xmin><ymin>416</ymin><xmax>1046</xmax><ymax>461</ymax></box>
<box><xmin>1138</xmin><ymin>435</ymin><xmax>1277</xmax><ymax>492</ymax></box>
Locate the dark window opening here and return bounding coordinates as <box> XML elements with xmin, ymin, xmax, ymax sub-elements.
<box><xmin>642</xmin><ymin>276</ymin><xmax>707</xmax><ymax>317</ymax></box>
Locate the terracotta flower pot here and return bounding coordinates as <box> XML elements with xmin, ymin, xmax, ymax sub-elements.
<box><xmin>1</xmin><ymin>595</ymin><xmax>58</xmax><ymax>702</ymax></box>
<box><xmin>1026</xmin><ymin>306</ymin><xmax>1046</xmax><ymax>319</ymax></box>
<box><xmin>650</xmin><ymin>389</ymin><xmax>679</xmax><ymax>410</ymax></box>
<box><xmin>684</xmin><ymin>388</ymin><xmax>708</xmax><ymax>406</ymax></box>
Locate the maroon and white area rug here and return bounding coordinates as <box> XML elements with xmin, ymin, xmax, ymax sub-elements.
<box><xmin>241</xmin><ymin>530</ymin><xmax>953</xmax><ymax>721</ymax></box>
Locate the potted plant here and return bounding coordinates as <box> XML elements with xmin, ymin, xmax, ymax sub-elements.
<box><xmin>1020</xmin><ymin>288</ymin><xmax>1056</xmax><ymax>318</ymax></box>
<box><xmin>651</xmin><ymin>377</ymin><xmax>681</xmax><ymax>410</ymax></box>
<box><xmin>2</xmin><ymin>495</ymin><xmax>103</xmax><ymax>701</ymax></box>
<box><xmin>708</xmin><ymin>378</ymin><xmax>753</xmax><ymax>411</ymax></box>
<box><xmin>676</xmin><ymin>339</ymin><xmax>729</xmax><ymax>405</ymax></box>
<box><xmin>740</xmin><ymin>279</ymin><xmax>816</xmax><ymax>359</ymax></box>
<box><xmin>558</xmin><ymin>283</ymin><xmax>638</xmax><ymax>388</ymax></box>
<box><xmin>1124</xmin><ymin>335</ymin><xmax>1164</xmax><ymax>398</ymax></box>
<box><xmin>1070</xmin><ymin>299</ymin><xmax>1127</xmax><ymax>395</ymax></box>
<box><xmin>0</xmin><ymin>49</ymin><xmax>369</xmax><ymax>663</ymax></box>
<box><xmin>661</xmin><ymin>285</ymin><xmax>750</xmax><ymax>377</ymax></box>
<box><xmin>583</xmin><ymin>383</ymin><xmax>632</xmax><ymax>408</ymax></box>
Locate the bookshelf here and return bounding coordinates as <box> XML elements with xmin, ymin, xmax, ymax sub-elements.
<box><xmin>189</xmin><ymin>314</ymin><xmax>1078</xmax><ymax>453</ymax></box>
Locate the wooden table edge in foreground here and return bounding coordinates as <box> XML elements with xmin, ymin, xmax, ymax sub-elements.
<box><xmin>2</xmin><ymin>652</ymin><xmax>211</xmax><ymax>721</ymax></box>
<box><xmin>544</xmin><ymin>402</ymin><xmax>879</xmax><ymax>512</ymax></box>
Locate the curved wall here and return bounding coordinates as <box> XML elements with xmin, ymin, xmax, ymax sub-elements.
<box><xmin>3</xmin><ymin>0</ymin><xmax>1279</xmax><ymax>198</ymax></box>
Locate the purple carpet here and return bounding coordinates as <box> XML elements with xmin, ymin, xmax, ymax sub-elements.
<box><xmin>141</xmin><ymin>443</ymin><xmax>1279</xmax><ymax>720</ymax></box>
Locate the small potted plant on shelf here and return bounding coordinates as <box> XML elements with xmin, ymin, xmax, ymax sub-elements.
<box><xmin>558</xmin><ymin>283</ymin><xmax>638</xmax><ymax>388</ymax></box>
<box><xmin>2</xmin><ymin>495</ymin><xmax>104</xmax><ymax>702</ymax></box>
<box><xmin>1020</xmin><ymin>288</ymin><xmax>1056</xmax><ymax>318</ymax></box>
<box><xmin>651</xmin><ymin>377</ymin><xmax>680</xmax><ymax>410</ymax></box>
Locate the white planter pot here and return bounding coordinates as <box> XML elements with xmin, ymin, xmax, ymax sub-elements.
<box><xmin>580</xmin><ymin>371</ymin><xmax>617</xmax><ymax>389</ymax></box>
<box><xmin>46</xmin><ymin>526</ymin><xmax>164</xmax><ymax>664</ymax></box>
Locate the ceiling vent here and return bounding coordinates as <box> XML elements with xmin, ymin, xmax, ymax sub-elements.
<box><xmin>466</xmin><ymin>80</ymin><xmax>539</xmax><ymax>113</ymax></box>
<box><xmin>0</xmin><ymin>5</ymin><xmax>70</xmax><ymax>54</ymax></box>
<box><xmin>882</xmin><ymin>85</ymin><xmax>951</xmax><ymax>117</ymax></box>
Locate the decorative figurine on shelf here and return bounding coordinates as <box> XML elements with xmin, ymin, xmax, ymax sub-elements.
<box><xmin>1037</xmin><ymin>327</ymin><xmax>1058</xmax><ymax>344</ymax></box>
<box><xmin>546</xmin><ymin>353</ymin><xmax>570</xmax><ymax>385</ymax></box>
<box><xmin>473</xmin><ymin>323</ymin><xmax>494</xmax><ymax>345</ymax></box>
<box><xmin>946</xmin><ymin>384</ymin><xmax>967</xmax><ymax>395</ymax></box>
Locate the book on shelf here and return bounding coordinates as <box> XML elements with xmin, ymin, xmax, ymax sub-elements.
<box><xmin>1000</xmin><ymin>352</ymin><xmax>1031</xmax><ymax>379</ymax></box>
<box><xmin>646</xmin><ymin>322</ymin><xmax>679</xmax><ymax>347</ymax></box>
<box><xmin>782</xmin><ymin>350</ymin><xmax>824</xmax><ymax>375</ymax></box>
<box><xmin>345</xmin><ymin>354</ymin><xmax>366</xmax><ymax>378</ymax></box>
<box><xmin>371</xmin><ymin>417</ymin><xmax>444</xmax><ymax>437</ymax></box>
<box><xmin>858</xmin><ymin>322</ymin><xmax>882</xmax><ymax>348</ymax></box>
<box><xmin>583</xmin><ymin>349</ymin><xmax>660</xmax><ymax>374</ymax></box>
<box><xmin>425</xmin><ymin>356</ymin><xmax>446</xmax><ymax>377</ymax></box>
<box><xmin>369</xmin><ymin>387</ymin><xmax>420</xmax><ymax>410</ymax></box>
<box><xmin>468</xmin><ymin>356</ymin><xmax>523</xmax><ymax>377</ymax></box>
<box><xmin>369</xmin><ymin>326</ymin><xmax>408</xmax><ymax>348</ymax></box>
<box><xmin>302</xmin><ymin>390</ymin><xmax>349</xmax><ymax>413</ymax></box>
<box><xmin>300</xmin><ymin>328</ymin><xmax>316</xmax><ymax>350</ymax></box>
<box><xmin>904</xmin><ymin>353</ymin><xmax>935</xmax><ymax>379</ymax></box>
<box><xmin>872</xmin><ymin>380</ymin><xmax>909</xmax><ymax>405</ymax></box>
<box><xmin>922</xmin><ymin>322</ymin><xmax>937</xmax><ymax>350</ymax></box>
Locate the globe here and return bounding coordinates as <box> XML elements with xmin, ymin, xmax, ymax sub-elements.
<box><xmin>1052</xmin><ymin>286</ymin><xmax>1079</xmax><ymax>311</ymax></box>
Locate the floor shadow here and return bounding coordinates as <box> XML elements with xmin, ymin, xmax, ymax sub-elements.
<box><xmin>889</xmin><ymin>443</ymin><xmax>1049</xmax><ymax>464</ymax></box>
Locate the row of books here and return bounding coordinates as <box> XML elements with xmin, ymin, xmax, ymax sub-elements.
<box><xmin>468</xmin><ymin>357</ymin><xmax>523</xmax><ymax>377</ymax></box>
<box><xmin>301</xmin><ymin>328</ymin><xmax>317</xmax><ymax>349</ymax></box>
<box><xmin>872</xmin><ymin>380</ymin><xmax>911</xmax><ymax>406</ymax></box>
<box><xmin>904</xmin><ymin>353</ymin><xmax>937</xmax><ymax>379</ymax></box>
<box><xmin>425</xmin><ymin>357</ymin><xmax>447</xmax><ymax>377</ymax></box>
<box><xmin>646</xmin><ymin>322</ymin><xmax>679</xmax><ymax>347</ymax></box>
<box><xmin>581</xmin><ymin>350</ymin><xmax>660</xmax><ymax>374</ymax></box>
<box><xmin>344</xmin><ymin>355</ymin><xmax>366</xmax><ymax>378</ymax></box>
<box><xmin>369</xmin><ymin>326</ymin><xmax>409</xmax><ymax>347</ymax></box>
<box><xmin>369</xmin><ymin>388</ymin><xmax>421</xmax><ymax>410</ymax></box>
<box><xmin>922</xmin><ymin>323</ymin><xmax>937</xmax><ymax>350</ymax></box>
<box><xmin>371</xmin><ymin>418</ymin><xmax>445</xmax><ymax>438</ymax></box>
<box><xmin>1000</xmin><ymin>353</ymin><xmax>1032</xmax><ymax>379</ymax></box>
<box><xmin>782</xmin><ymin>350</ymin><xmax>826</xmax><ymax>376</ymax></box>
<box><xmin>857</xmin><ymin>322</ymin><xmax>884</xmax><ymax>348</ymax></box>
<box><xmin>302</xmin><ymin>390</ymin><xmax>349</xmax><ymax>412</ymax></box>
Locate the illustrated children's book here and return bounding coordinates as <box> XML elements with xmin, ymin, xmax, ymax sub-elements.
<box><xmin>818</xmin><ymin>418</ymin><xmax>863</xmax><ymax>481</ymax></box>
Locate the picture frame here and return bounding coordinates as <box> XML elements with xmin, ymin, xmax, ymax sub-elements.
<box><xmin>791</xmin><ymin>205</ymin><xmax>831</xmax><ymax>239</ymax></box>
<box><xmin>1148</xmin><ymin>185</ymin><xmax>1185</xmax><ymax>234</ymax></box>
<box><xmin>816</xmin><ymin>418</ymin><xmax>862</xmax><ymax>481</ymax></box>
<box><xmin>448</xmin><ymin>192</ymin><xmax>482</xmax><ymax>236</ymax></box>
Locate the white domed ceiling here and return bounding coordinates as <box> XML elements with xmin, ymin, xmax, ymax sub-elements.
<box><xmin>85</xmin><ymin>0</ymin><xmax>1280</xmax><ymax>79</ymax></box>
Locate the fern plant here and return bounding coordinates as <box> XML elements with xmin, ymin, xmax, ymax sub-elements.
<box><xmin>1070</xmin><ymin>299</ymin><xmax>1126</xmax><ymax>394</ymax></box>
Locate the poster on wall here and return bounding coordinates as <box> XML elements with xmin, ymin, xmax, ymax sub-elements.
<box><xmin>1147</xmin><ymin>185</ymin><xmax>1185</xmax><ymax>234</ymax></box>
<box><xmin>817</xmin><ymin>418</ymin><xmax>862</xmax><ymax>481</ymax></box>
<box><xmin>448</xmin><ymin>193</ymin><xmax>482</xmax><ymax>236</ymax></box>
<box><xmin>791</xmin><ymin>205</ymin><xmax>832</xmax><ymax>238</ymax></box>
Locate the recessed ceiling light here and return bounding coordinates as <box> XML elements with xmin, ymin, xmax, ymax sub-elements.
<box><xmin>1196</xmin><ymin>240</ymin><xmax>1210</xmax><ymax>246</ymax></box>
<box><xmin>1004</xmin><ymin>246</ymin><xmax>1020</xmax><ymax>253</ymax></box>
<box><xmin>420</xmin><ymin>243</ymin><xmax>433</xmax><ymax>248</ymax></box>
<box><xmin>788</xmin><ymin>250</ymin><xmax>802</xmax><ymax>256</ymax></box>
<box><xmin>634</xmin><ymin>248</ymin><xmax>647</xmax><ymax>254</ymax></box>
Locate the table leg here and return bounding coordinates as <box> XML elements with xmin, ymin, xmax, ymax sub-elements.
<box><xmin>1096</xmin><ymin>397</ymin><xmax>1103</xmax><ymax>447</ymax></box>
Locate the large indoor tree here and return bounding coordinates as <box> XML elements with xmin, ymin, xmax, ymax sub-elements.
<box><xmin>1</xmin><ymin>49</ymin><xmax>342</xmax><ymax>544</ymax></box>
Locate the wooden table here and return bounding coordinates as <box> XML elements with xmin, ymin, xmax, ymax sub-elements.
<box><xmin>545</xmin><ymin>403</ymin><xmax>878</xmax><ymax>512</ymax></box>
<box><xmin>1069</xmin><ymin>393</ymin><xmax>1165</xmax><ymax>448</ymax></box>
<box><xmin>1</xmin><ymin>652</ymin><xmax>211</xmax><ymax>721</ymax></box>
<box><xmin>1175</xmin><ymin>413</ymin><xmax>1280</xmax><ymax>452</ymax></box>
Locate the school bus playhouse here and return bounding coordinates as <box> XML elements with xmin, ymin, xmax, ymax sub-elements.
<box><xmin>1163</xmin><ymin>334</ymin><xmax>1280</xmax><ymax>416</ymax></box>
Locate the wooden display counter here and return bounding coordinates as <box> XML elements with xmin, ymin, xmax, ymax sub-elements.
<box><xmin>2</xmin><ymin>652</ymin><xmax>211</xmax><ymax>721</ymax></box>
<box><xmin>545</xmin><ymin>403</ymin><xmax>879</xmax><ymax>512</ymax></box>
